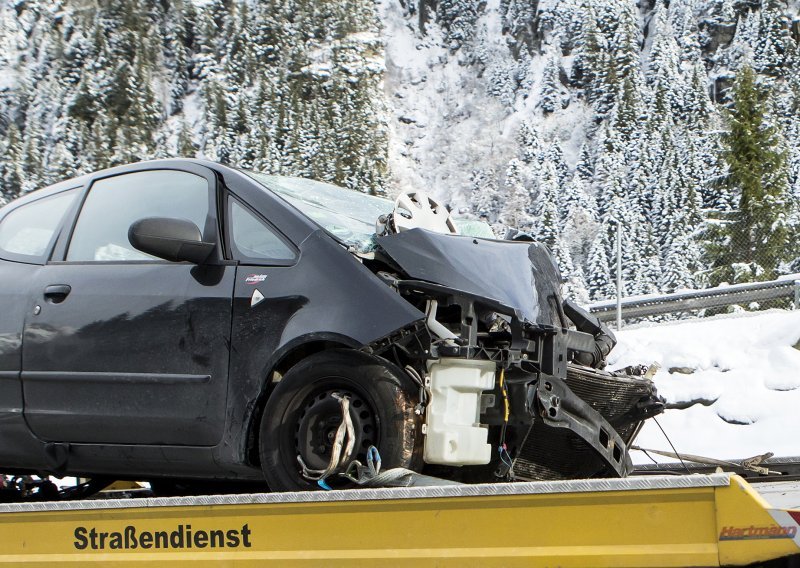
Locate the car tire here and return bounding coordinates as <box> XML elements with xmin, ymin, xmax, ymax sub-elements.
<box><xmin>259</xmin><ymin>349</ymin><xmax>423</xmax><ymax>492</ymax></box>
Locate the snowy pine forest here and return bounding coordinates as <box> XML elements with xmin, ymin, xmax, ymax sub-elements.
<box><xmin>1</xmin><ymin>0</ymin><xmax>800</xmax><ymax>303</ymax></box>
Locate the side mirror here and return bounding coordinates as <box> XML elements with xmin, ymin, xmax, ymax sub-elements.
<box><xmin>128</xmin><ymin>217</ymin><xmax>215</xmax><ymax>264</ymax></box>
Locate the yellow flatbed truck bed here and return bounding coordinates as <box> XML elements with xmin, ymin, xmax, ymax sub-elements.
<box><xmin>0</xmin><ymin>473</ymin><xmax>798</xmax><ymax>567</ymax></box>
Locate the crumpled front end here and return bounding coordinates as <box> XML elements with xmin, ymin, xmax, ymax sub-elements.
<box><xmin>513</xmin><ymin>364</ymin><xmax>664</xmax><ymax>480</ymax></box>
<box><xmin>367</xmin><ymin>228</ymin><xmax>664</xmax><ymax>481</ymax></box>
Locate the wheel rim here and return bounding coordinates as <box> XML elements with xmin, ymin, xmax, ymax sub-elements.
<box><xmin>294</xmin><ymin>387</ymin><xmax>378</xmax><ymax>474</ymax></box>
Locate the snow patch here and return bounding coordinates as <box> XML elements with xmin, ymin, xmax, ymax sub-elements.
<box><xmin>612</xmin><ymin>310</ymin><xmax>800</xmax><ymax>462</ymax></box>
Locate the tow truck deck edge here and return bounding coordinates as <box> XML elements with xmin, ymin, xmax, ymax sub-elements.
<box><xmin>0</xmin><ymin>472</ymin><xmax>798</xmax><ymax>566</ymax></box>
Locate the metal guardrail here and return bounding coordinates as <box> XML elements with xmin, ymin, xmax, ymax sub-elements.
<box><xmin>587</xmin><ymin>277</ymin><xmax>800</xmax><ymax>322</ymax></box>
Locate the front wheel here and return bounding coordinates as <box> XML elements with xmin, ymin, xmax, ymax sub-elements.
<box><xmin>259</xmin><ymin>350</ymin><xmax>422</xmax><ymax>492</ymax></box>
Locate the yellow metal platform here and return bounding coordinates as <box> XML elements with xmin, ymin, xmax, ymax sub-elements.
<box><xmin>0</xmin><ymin>473</ymin><xmax>797</xmax><ymax>566</ymax></box>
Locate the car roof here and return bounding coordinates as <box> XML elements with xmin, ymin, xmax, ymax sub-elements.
<box><xmin>1</xmin><ymin>159</ymin><xmax>236</xmax><ymax>211</ymax></box>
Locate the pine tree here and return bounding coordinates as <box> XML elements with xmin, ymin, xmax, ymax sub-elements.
<box><xmin>571</xmin><ymin>4</ymin><xmax>605</xmax><ymax>99</ymax></box>
<box><xmin>125</xmin><ymin>56</ymin><xmax>161</xmax><ymax>154</ymax></box>
<box><xmin>726</xmin><ymin>11</ymin><xmax>757</xmax><ymax>72</ymax></box>
<box><xmin>437</xmin><ymin>0</ymin><xmax>480</xmax><ymax>51</ymax></box>
<box><xmin>552</xmin><ymin>233</ymin><xmax>576</xmax><ymax>279</ymax></box>
<box><xmin>194</xmin><ymin>4</ymin><xmax>222</xmax><ymax>81</ymax></box>
<box><xmin>677</xmin><ymin>7</ymin><xmax>702</xmax><ymax>64</ymax></box>
<box><xmin>48</xmin><ymin>116</ymin><xmax>83</xmax><ymax>179</ymax></box>
<box><xmin>517</xmin><ymin>120</ymin><xmax>541</xmax><ymax>164</ymax></box>
<box><xmin>586</xmin><ymin>229</ymin><xmax>616</xmax><ymax>300</ymax></box>
<box><xmin>593</xmin><ymin>145</ymin><xmax>627</xmax><ymax>222</ymax></box>
<box><xmin>176</xmin><ymin>119</ymin><xmax>197</xmax><ymax>157</ymax></box>
<box><xmin>534</xmin><ymin>160</ymin><xmax>560</xmax><ymax>247</ymax></box>
<box><xmin>470</xmin><ymin>169</ymin><xmax>501</xmax><ymax>222</ymax></box>
<box><xmin>164</xmin><ymin>0</ymin><xmax>190</xmax><ymax>114</ymax></box>
<box><xmin>18</xmin><ymin>119</ymin><xmax>45</xmax><ymax>193</ymax></box>
<box><xmin>680</xmin><ymin>60</ymin><xmax>714</xmax><ymax>124</ymax></box>
<box><xmin>627</xmin><ymin>128</ymin><xmax>659</xmax><ymax>224</ymax></box>
<box><xmin>575</xmin><ymin>143</ymin><xmax>595</xmax><ymax>182</ymax></box>
<box><xmin>754</xmin><ymin>7</ymin><xmax>795</xmax><ymax>78</ymax></box>
<box><xmin>611</xmin><ymin>75</ymin><xmax>644</xmax><ymax>141</ymax></box>
<box><xmin>713</xmin><ymin>0</ymin><xmax>736</xmax><ymax>25</ymax></box>
<box><xmin>661</xmin><ymin>234</ymin><xmax>696</xmax><ymax>292</ymax></box>
<box><xmin>538</xmin><ymin>52</ymin><xmax>561</xmax><ymax>114</ymax></box>
<box><xmin>0</xmin><ymin>124</ymin><xmax>23</xmax><ymax>200</ymax></box>
<box><xmin>634</xmin><ymin>226</ymin><xmax>663</xmax><ymax>295</ymax></box>
<box><xmin>711</xmin><ymin>65</ymin><xmax>791</xmax><ymax>283</ymax></box>
<box><xmin>203</xmin><ymin>80</ymin><xmax>229</xmax><ymax>163</ymax></box>
<box><xmin>544</xmin><ymin>143</ymin><xmax>570</xmax><ymax>187</ymax></box>
<box><xmin>501</xmin><ymin>159</ymin><xmax>534</xmax><ymax>231</ymax></box>
<box><xmin>559</xmin><ymin>175</ymin><xmax>595</xmax><ymax>223</ymax></box>
<box><xmin>224</xmin><ymin>3</ymin><xmax>255</xmax><ymax>86</ymax></box>
<box><xmin>647</xmin><ymin>2</ymin><xmax>684</xmax><ymax>118</ymax></box>
<box><xmin>612</xmin><ymin>2</ymin><xmax>642</xmax><ymax>83</ymax></box>
<box><xmin>486</xmin><ymin>57</ymin><xmax>519</xmax><ymax>108</ymax></box>
<box><xmin>560</xmin><ymin>172</ymin><xmax>598</xmax><ymax>281</ymax></box>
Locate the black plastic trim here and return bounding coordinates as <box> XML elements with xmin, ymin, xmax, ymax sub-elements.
<box><xmin>22</xmin><ymin>372</ymin><xmax>211</xmax><ymax>385</ymax></box>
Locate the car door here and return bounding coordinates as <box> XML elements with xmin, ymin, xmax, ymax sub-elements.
<box><xmin>0</xmin><ymin>188</ymin><xmax>79</xmax><ymax>466</ymax></box>
<box><xmin>21</xmin><ymin>165</ymin><xmax>235</xmax><ymax>447</ymax></box>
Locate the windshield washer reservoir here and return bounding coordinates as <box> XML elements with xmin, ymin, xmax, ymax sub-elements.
<box><xmin>424</xmin><ymin>359</ymin><xmax>496</xmax><ymax>466</ymax></box>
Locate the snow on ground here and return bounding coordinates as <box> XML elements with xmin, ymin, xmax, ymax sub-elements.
<box><xmin>610</xmin><ymin>309</ymin><xmax>800</xmax><ymax>463</ymax></box>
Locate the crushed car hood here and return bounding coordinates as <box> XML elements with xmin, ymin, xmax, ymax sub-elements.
<box><xmin>376</xmin><ymin>229</ymin><xmax>564</xmax><ymax>327</ymax></box>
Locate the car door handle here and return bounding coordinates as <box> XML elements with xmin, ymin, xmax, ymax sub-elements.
<box><xmin>43</xmin><ymin>284</ymin><xmax>72</xmax><ymax>304</ymax></box>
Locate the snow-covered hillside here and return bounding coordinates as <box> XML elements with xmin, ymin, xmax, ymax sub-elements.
<box><xmin>1</xmin><ymin>0</ymin><xmax>799</xmax><ymax>301</ymax></box>
<box><xmin>612</xmin><ymin>309</ymin><xmax>800</xmax><ymax>462</ymax></box>
<box><xmin>379</xmin><ymin>0</ymin><xmax>800</xmax><ymax>303</ymax></box>
<box><xmin>382</xmin><ymin>0</ymin><xmax>593</xmax><ymax>209</ymax></box>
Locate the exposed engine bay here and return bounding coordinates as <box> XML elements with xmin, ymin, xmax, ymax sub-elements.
<box><xmin>361</xmin><ymin>190</ymin><xmax>665</xmax><ymax>481</ymax></box>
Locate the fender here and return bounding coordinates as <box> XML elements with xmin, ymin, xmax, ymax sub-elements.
<box><xmin>214</xmin><ymin>231</ymin><xmax>425</xmax><ymax>472</ymax></box>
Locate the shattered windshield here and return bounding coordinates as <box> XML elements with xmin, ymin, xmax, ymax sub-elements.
<box><xmin>245</xmin><ymin>172</ymin><xmax>497</xmax><ymax>252</ymax></box>
<box><xmin>246</xmin><ymin>173</ymin><xmax>392</xmax><ymax>253</ymax></box>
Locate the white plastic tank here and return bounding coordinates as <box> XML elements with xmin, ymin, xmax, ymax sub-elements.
<box><xmin>423</xmin><ymin>358</ymin><xmax>496</xmax><ymax>466</ymax></box>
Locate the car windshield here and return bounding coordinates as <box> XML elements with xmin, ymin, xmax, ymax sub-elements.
<box><xmin>245</xmin><ymin>172</ymin><xmax>497</xmax><ymax>252</ymax></box>
<box><xmin>246</xmin><ymin>173</ymin><xmax>392</xmax><ymax>253</ymax></box>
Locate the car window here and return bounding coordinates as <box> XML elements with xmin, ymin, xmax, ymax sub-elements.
<box><xmin>452</xmin><ymin>218</ymin><xmax>496</xmax><ymax>238</ymax></box>
<box><xmin>67</xmin><ymin>170</ymin><xmax>210</xmax><ymax>262</ymax></box>
<box><xmin>230</xmin><ymin>199</ymin><xmax>295</xmax><ymax>262</ymax></box>
<box><xmin>0</xmin><ymin>190</ymin><xmax>78</xmax><ymax>262</ymax></box>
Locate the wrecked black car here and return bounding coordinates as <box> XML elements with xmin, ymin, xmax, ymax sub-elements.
<box><xmin>0</xmin><ymin>159</ymin><xmax>663</xmax><ymax>492</ymax></box>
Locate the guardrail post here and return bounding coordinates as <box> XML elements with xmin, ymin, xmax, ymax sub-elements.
<box><xmin>794</xmin><ymin>280</ymin><xmax>800</xmax><ymax>310</ymax></box>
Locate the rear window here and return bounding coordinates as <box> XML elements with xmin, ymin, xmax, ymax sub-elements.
<box><xmin>0</xmin><ymin>190</ymin><xmax>77</xmax><ymax>263</ymax></box>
